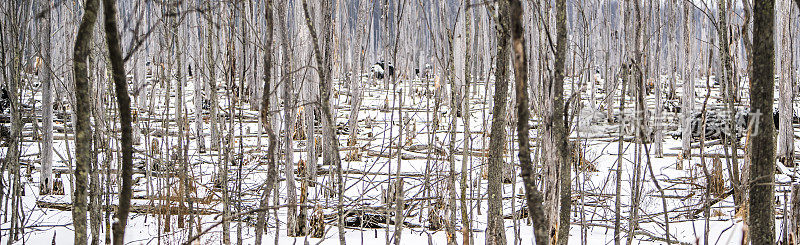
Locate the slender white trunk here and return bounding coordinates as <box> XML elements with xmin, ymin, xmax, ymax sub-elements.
<box><xmin>39</xmin><ymin>0</ymin><xmax>54</xmax><ymax>194</ymax></box>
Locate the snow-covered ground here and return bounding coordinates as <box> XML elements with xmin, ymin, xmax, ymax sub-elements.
<box><xmin>2</xmin><ymin>73</ymin><xmax>794</xmax><ymax>245</ymax></box>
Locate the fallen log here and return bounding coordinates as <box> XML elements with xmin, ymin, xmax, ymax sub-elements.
<box><xmin>662</xmin><ymin>152</ymin><xmax>744</xmax><ymax>159</ymax></box>
<box><xmin>364</xmin><ymin>149</ymin><xmax>446</xmax><ymax>161</ymax></box>
<box><xmin>316</xmin><ymin>167</ymin><xmax>426</xmax><ymax>177</ymax></box>
<box><xmin>36</xmin><ymin>200</ymin><xmax>219</xmax><ymax>215</ymax></box>
<box><xmin>131</xmin><ymin>195</ymin><xmax>218</xmax><ymax>204</ymax></box>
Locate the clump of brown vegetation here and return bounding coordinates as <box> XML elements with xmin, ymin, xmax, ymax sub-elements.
<box><xmin>404</xmin><ymin>118</ymin><xmax>416</xmax><ymax>147</ymax></box>
<box><xmin>345</xmin><ymin>147</ymin><xmax>361</xmax><ymax>161</ymax></box>
<box><xmin>292</xmin><ymin>107</ymin><xmax>306</xmax><ymax>140</ymax></box>
<box><xmin>308</xmin><ymin>206</ymin><xmax>325</xmax><ymax>238</ymax></box>
<box><xmin>708</xmin><ymin>156</ymin><xmax>725</xmax><ymax>197</ymax></box>
<box><xmin>314</xmin><ymin>136</ymin><xmax>322</xmax><ymax>157</ymax></box>
<box><xmin>427</xmin><ymin>201</ymin><xmax>445</xmax><ymax>231</ymax></box>
<box><xmin>572</xmin><ymin>143</ymin><xmax>597</xmax><ymax>172</ymax></box>
<box><xmin>297</xmin><ymin>159</ymin><xmax>306</xmax><ymax>177</ymax></box>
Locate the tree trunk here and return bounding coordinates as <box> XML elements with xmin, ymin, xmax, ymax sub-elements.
<box><xmin>777</xmin><ymin>3</ymin><xmax>793</xmax><ymax>168</ymax></box>
<box><xmin>792</xmin><ymin>184</ymin><xmax>800</xmax><ymax>243</ymax></box>
<box><xmin>222</xmin><ymin>6</ymin><xmax>234</xmax><ymax>244</ymax></box>
<box><xmin>71</xmin><ymin>0</ymin><xmax>100</xmax><ymax>243</ymax></box>
<box><xmin>39</xmin><ymin>0</ymin><xmax>54</xmax><ymax>195</ymax></box>
<box><xmin>718</xmin><ymin>0</ymin><xmax>743</xmax><ymax>211</ymax></box>
<box><xmin>446</xmin><ymin>28</ymin><xmax>457</xmax><ymax>245</ymax></box>
<box><xmin>626</xmin><ymin>2</ymin><xmax>644</xmax><ymax>244</ymax></box>
<box><xmin>508</xmin><ymin>0</ymin><xmax>549</xmax><ymax>244</ymax></box>
<box><xmin>614</xmin><ymin>64</ymin><xmax>627</xmax><ymax>245</ymax></box>
<box><xmin>279</xmin><ymin>3</ymin><xmax>302</xmax><ymax>235</ymax></box>
<box><xmin>461</xmin><ymin>2</ymin><xmax>473</xmax><ymax>244</ymax></box>
<box><xmin>321</xmin><ymin>0</ymin><xmax>336</xmax><ymax>169</ymax></box>
<box><xmin>103</xmin><ymin>0</ymin><xmax>135</xmax><ymax>243</ymax></box>
<box><xmin>173</xmin><ymin>0</ymin><xmax>188</xmax><ymax>230</ymax></box>
<box><xmin>207</xmin><ymin>5</ymin><xmax>219</xmax><ymax>153</ymax></box>
<box><xmin>235</xmin><ymin>2</ymin><xmax>247</xmax><ymax>242</ymax></box>
<box><xmin>554</xmin><ymin>0</ymin><xmax>571</xmax><ymax>243</ymax></box>
<box><xmin>748</xmin><ymin>0</ymin><xmax>776</xmax><ymax>243</ymax></box>
<box><xmin>194</xmin><ymin>30</ymin><xmax>205</xmax><ymax>154</ymax></box>
<box><xmin>486</xmin><ymin>1</ymin><xmax>509</xmax><ymax>245</ymax></box>
<box><xmin>653</xmin><ymin>14</ymin><xmax>663</xmax><ymax>158</ymax></box>
<box><xmin>89</xmin><ymin>67</ymin><xmax>101</xmax><ymax>245</ymax></box>
<box><xmin>680</xmin><ymin>3</ymin><xmax>693</xmax><ymax>169</ymax></box>
<box><xmin>301</xmin><ymin>0</ymin><xmax>344</xmax><ymax>243</ymax></box>
<box><xmin>254</xmin><ymin>1</ymin><xmax>275</xmax><ymax>244</ymax></box>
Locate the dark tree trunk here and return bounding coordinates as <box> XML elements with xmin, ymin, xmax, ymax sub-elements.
<box><xmin>748</xmin><ymin>0</ymin><xmax>776</xmax><ymax>243</ymax></box>
<box><xmin>553</xmin><ymin>0</ymin><xmax>571</xmax><ymax>243</ymax></box>
<box><xmin>103</xmin><ymin>0</ymin><xmax>135</xmax><ymax>243</ymax></box>
<box><xmin>72</xmin><ymin>0</ymin><xmax>100</xmax><ymax>243</ymax></box>
<box><xmin>72</xmin><ymin>0</ymin><xmax>99</xmax><ymax>244</ymax></box>
<box><xmin>486</xmin><ymin>1</ymin><xmax>509</xmax><ymax>245</ymax></box>
<box><xmin>508</xmin><ymin>0</ymin><xmax>549</xmax><ymax>244</ymax></box>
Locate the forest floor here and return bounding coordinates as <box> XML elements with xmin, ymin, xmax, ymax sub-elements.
<box><xmin>1</xmin><ymin>72</ymin><xmax>794</xmax><ymax>245</ymax></box>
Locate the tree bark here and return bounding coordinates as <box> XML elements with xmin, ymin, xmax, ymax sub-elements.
<box><xmin>39</xmin><ymin>0</ymin><xmax>54</xmax><ymax>195</ymax></box>
<box><xmin>461</xmin><ymin>2</ymin><xmax>473</xmax><ymax>244</ymax></box>
<box><xmin>486</xmin><ymin>1</ymin><xmax>509</xmax><ymax>244</ymax></box>
<box><xmin>508</xmin><ymin>0</ymin><xmax>549</xmax><ymax>244</ymax></box>
<box><xmin>103</xmin><ymin>0</ymin><xmax>135</xmax><ymax>243</ymax></box>
<box><xmin>222</xmin><ymin>6</ymin><xmax>234</xmax><ymax>244</ymax></box>
<box><xmin>614</xmin><ymin>63</ymin><xmax>627</xmax><ymax>245</ymax></box>
<box><xmin>680</xmin><ymin>3</ymin><xmax>693</xmax><ymax>169</ymax></box>
<box><xmin>72</xmin><ymin>0</ymin><xmax>100</xmax><ymax>243</ymax></box>
<box><xmin>207</xmin><ymin>5</ymin><xmax>219</xmax><ymax>153</ymax></box>
<box><xmin>718</xmin><ymin>0</ymin><xmax>743</xmax><ymax>211</ymax></box>
<box><xmin>553</xmin><ymin>0</ymin><xmax>571</xmax><ymax>242</ymax></box>
<box><xmin>748</xmin><ymin>0</ymin><xmax>776</xmax><ymax>243</ymax></box>
<box><xmin>280</xmin><ymin>5</ymin><xmax>302</xmax><ymax>236</ymax></box>
<box><xmin>89</xmin><ymin>70</ymin><xmax>101</xmax><ymax>245</ymax></box>
<box><xmin>173</xmin><ymin>0</ymin><xmax>188</xmax><ymax>231</ymax></box>
<box><xmin>792</xmin><ymin>184</ymin><xmax>800</xmax><ymax>243</ymax></box>
<box><xmin>255</xmin><ymin>2</ymin><xmax>275</xmax><ymax>244</ymax></box>
<box><xmin>627</xmin><ymin>2</ymin><xmax>644</xmax><ymax>244</ymax></box>
<box><xmin>778</xmin><ymin>1</ymin><xmax>793</xmax><ymax>168</ymax></box>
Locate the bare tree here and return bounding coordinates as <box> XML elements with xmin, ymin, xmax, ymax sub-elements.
<box><xmin>680</xmin><ymin>1</ymin><xmax>693</xmax><ymax>169</ymax></box>
<box><xmin>38</xmin><ymin>0</ymin><xmax>53</xmax><ymax>195</ymax></box>
<box><xmin>279</xmin><ymin>1</ymin><xmax>302</xmax><ymax>236</ymax></box>
<box><xmin>486</xmin><ymin>1</ymin><xmax>509</xmax><ymax>244</ymax></box>
<box><xmin>460</xmin><ymin>1</ymin><xmax>473</xmax><ymax>244</ymax></box>
<box><xmin>777</xmin><ymin>0</ymin><xmax>793</xmax><ymax>169</ymax></box>
<box><xmin>718</xmin><ymin>0</ymin><xmax>743</xmax><ymax>211</ymax></box>
<box><xmin>508</xmin><ymin>0</ymin><xmax>550</xmax><ymax>244</ymax></box>
<box><xmin>71</xmin><ymin>0</ymin><xmax>100</xmax><ymax>243</ymax></box>
<box><xmin>255</xmin><ymin>1</ymin><xmax>276</xmax><ymax>244</ymax></box>
<box><xmin>301</xmin><ymin>0</ymin><xmax>345</xmax><ymax>243</ymax></box>
<box><xmin>748</xmin><ymin>0</ymin><xmax>776</xmax><ymax>243</ymax></box>
<box><xmin>13</xmin><ymin>1</ymin><xmax>798</xmax><ymax>244</ymax></box>
<box><xmin>102</xmin><ymin>0</ymin><xmax>134</xmax><ymax>243</ymax></box>
<box><xmin>626</xmin><ymin>1</ymin><xmax>644</xmax><ymax>244</ymax></box>
<box><xmin>0</xmin><ymin>1</ymin><xmax>32</xmax><ymax>242</ymax></box>
<box><xmin>553</xmin><ymin>0</ymin><xmax>571</xmax><ymax>243</ymax></box>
